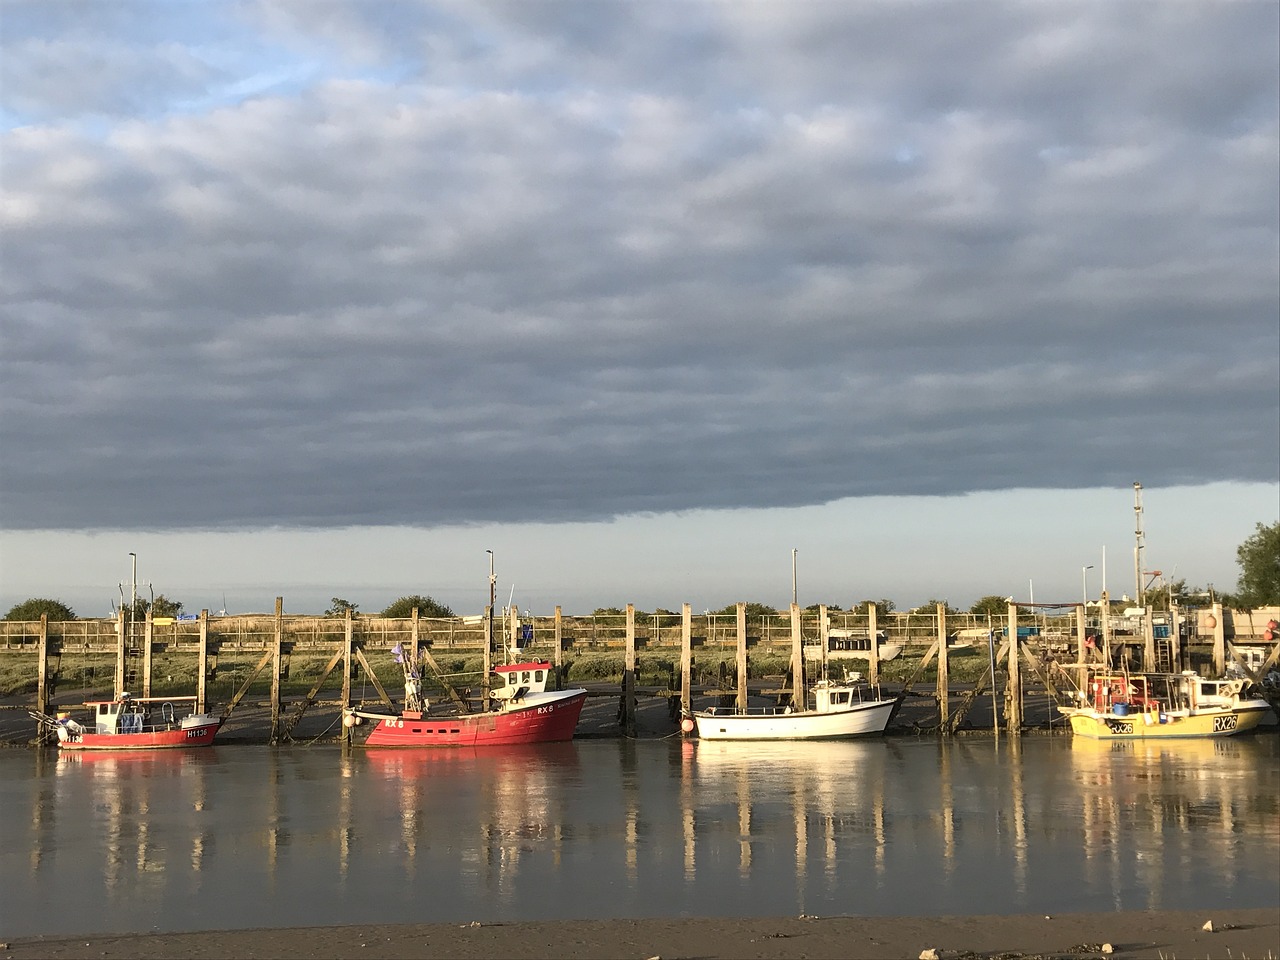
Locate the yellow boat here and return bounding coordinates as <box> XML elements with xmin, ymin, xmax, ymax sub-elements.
<box><xmin>1057</xmin><ymin>669</ymin><xmax>1272</xmax><ymax>740</ymax></box>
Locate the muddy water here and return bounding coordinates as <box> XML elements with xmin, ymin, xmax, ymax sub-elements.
<box><xmin>2</xmin><ymin>734</ymin><xmax>1276</xmax><ymax>938</ymax></box>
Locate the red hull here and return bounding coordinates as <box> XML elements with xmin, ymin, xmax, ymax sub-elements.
<box><xmin>361</xmin><ymin>690</ymin><xmax>587</xmax><ymax>747</ymax></box>
<box><xmin>58</xmin><ymin>721</ymin><xmax>221</xmax><ymax>751</ymax></box>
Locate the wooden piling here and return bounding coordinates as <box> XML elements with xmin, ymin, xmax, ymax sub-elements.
<box><xmin>197</xmin><ymin>610</ymin><xmax>209</xmax><ymax>715</ymax></box>
<box><xmin>1075</xmin><ymin>603</ymin><xmax>1087</xmax><ymax>666</ymax></box>
<box><xmin>410</xmin><ymin>606</ymin><xmax>420</xmax><ymax>666</ymax></box>
<box><xmin>36</xmin><ymin>614</ymin><xmax>49</xmax><ymax>716</ymax></box>
<box><xmin>1142</xmin><ymin>606</ymin><xmax>1156</xmax><ymax>671</ymax></box>
<box><xmin>1211</xmin><ymin>602</ymin><xmax>1225</xmax><ymax>675</ymax></box>
<box><xmin>1170</xmin><ymin>601</ymin><xmax>1183</xmax><ymax>671</ymax></box>
<box><xmin>623</xmin><ymin>603</ymin><xmax>637</xmax><ymax>737</ymax></box>
<box><xmin>270</xmin><ymin>597</ymin><xmax>283</xmax><ymax>742</ymax></box>
<box><xmin>114</xmin><ymin>608</ymin><xmax>126</xmax><ymax>699</ymax></box>
<box><xmin>735</xmin><ymin>602</ymin><xmax>748</xmax><ymax>710</ymax></box>
<box><xmin>936</xmin><ymin>602</ymin><xmax>949</xmax><ymax>733</ymax></box>
<box><xmin>142</xmin><ymin>610</ymin><xmax>154</xmax><ymax>697</ymax></box>
<box><xmin>681</xmin><ymin>603</ymin><xmax>692</xmax><ymax>720</ymax></box>
<box><xmin>1006</xmin><ymin>603</ymin><xmax>1022</xmax><ymax>733</ymax></box>
<box><xmin>341</xmin><ymin>607</ymin><xmax>354</xmax><ymax>744</ymax></box>
<box><xmin>482</xmin><ymin>605</ymin><xmax>492</xmax><ymax>703</ymax></box>
<box><xmin>554</xmin><ymin>605</ymin><xmax>563</xmax><ymax>688</ymax></box>
<box><xmin>867</xmin><ymin>603</ymin><xmax>879</xmax><ymax>687</ymax></box>
<box><xmin>789</xmin><ymin>603</ymin><xmax>802</xmax><ymax>707</ymax></box>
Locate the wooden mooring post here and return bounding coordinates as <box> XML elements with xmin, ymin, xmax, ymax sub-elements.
<box><xmin>36</xmin><ymin>615</ymin><xmax>50</xmax><ymax>716</ymax></box>
<box><xmin>681</xmin><ymin>603</ymin><xmax>692</xmax><ymax>721</ymax></box>
<box><xmin>1211</xmin><ymin>601</ymin><xmax>1226</xmax><ymax>675</ymax></box>
<box><xmin>197</xmin><ymin>610</ymin><xmax>209</xmax><ymax>715</ymax></box>
<box><xmin>554</xmin><ymin>606</ymin><xmax>564</xmax><ymax>689</ymax></box>
<box><xmin>340</xmin><ymin>607</ymin><xmax>354</xmax><ymax>744</ymax></box>
<box><xmin>270</xmin><ymin>597</ymin><xmax>283</xmax><ymax>742</ymax></box>
<box><xmin>789</xmin><ymin>603</ymin><xmax>802</xmax><ymax>707</ymax></box>
<box><xmin>142</xmin><ymin>611</ymin><xmax>154</xmax><ymax>697</ymax></box>
<box><xmin>936</xmin><ymin>602</ymin><xmax>949</xmax><ymax>733</ymax></box>
<box><xmin>622</xmin><ymin>603</ymin><xmax>637</xmax><ymax>736</ymax></box>
<box><xmin>1005</xmin><ymin>602</ymin><xmax>1022</xmax><ymax>733</ymax></box>
<box><xmin>867</xmin><ymin>603</ymin><xmax>879</xmax><ymax>687</ymax></box>
<box><xmin>735</xmin><ymin>603</ymin><xmax>748</xmax><ymax>710</ymax></box>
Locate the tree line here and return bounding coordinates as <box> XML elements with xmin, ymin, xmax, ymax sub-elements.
<box><xmin>8</xmin><ymin>521</ymin><xmax>1279</xmax><ymax>622</ymax></box>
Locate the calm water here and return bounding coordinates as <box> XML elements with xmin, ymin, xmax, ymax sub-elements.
<box><xmin>1</xmin><ymin>735</ymin><xmax>1277</xmax><ymax>938</ymax></box>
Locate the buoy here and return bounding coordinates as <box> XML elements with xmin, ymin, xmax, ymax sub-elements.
<box><xmin>343</xmin><ymin>713</ymin><xmax>357</xmax><ymax>728</ymax></box>
<box><xmin>680</xmin><ymin>718</ymin><xmax>695</xmax><ymax>734</ymax></box>
<box><xmin>1204</xmin><ymin>614</ymin><xmax>1217</xmax><ymax>629</ymax></box>
<box><xmin>1264</xmin><ymin>629</ymin><xmax>1275</xmax><ymax>643</ymax></box>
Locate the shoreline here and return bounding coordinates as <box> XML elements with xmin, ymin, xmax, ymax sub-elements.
<box><xmin>6</xmin><ymin>909</ymin><xmax>1278</xmax><ymax>959</ymax></box>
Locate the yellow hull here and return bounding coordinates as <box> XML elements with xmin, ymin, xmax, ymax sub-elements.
<box><xmin>1063</xmin><ymin>706</ymin><xmax>1269</xmax><ymax>740</ymax></box>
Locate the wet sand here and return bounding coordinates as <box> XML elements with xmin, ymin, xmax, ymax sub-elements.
<box><xmin>5</xmin><ymin>909</ymin><xmax>1277</xmax><ymax>959</ymax></box>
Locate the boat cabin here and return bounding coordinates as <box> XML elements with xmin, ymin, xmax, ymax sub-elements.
<box><xmin>85</xmin><ymin>694</ymin><xmax>196</xmax><ymax>734</ymax></box>
<box><xmin>1086</xmin><ymin>671</ymin><xmax>1244</xmax><ymax>716</ymax></box>
<box><xmin>490</xmin><ymin>661</ymin><xmax>552</xmax><ymax>701</ymax></box>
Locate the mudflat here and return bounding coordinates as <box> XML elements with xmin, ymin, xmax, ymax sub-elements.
<box><xmin>6</xmin><ymin>909</ymin><xmax>1277</xmax><ymax>959</ymax></box>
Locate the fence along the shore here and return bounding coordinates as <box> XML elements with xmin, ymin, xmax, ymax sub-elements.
<box><xmin>6</xmin><ymin>598</ymin><xmax>1269</xmax><ymax>740</ymax></box>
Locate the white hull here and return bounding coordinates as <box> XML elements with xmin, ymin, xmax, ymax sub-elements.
<box><xmin>693</xmin><ymin>697</ymin><xmax>895</xmax><ymax>741</ymax></box>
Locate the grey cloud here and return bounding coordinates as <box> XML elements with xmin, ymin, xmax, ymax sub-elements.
<box><xmin>1</xmin><ymin>2</ymin><xmax>1276</xmax><ymax>532</ymax></box>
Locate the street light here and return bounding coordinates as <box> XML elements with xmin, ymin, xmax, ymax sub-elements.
<box><xmin>1082</xmin><ymin>565</ymin><xmax>1094</xmax><ymax>607</ymax></box>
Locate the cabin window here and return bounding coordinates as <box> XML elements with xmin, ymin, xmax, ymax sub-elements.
<box><xmin>522</xmin><ymin>671</ymin><xmax>531</xmax><ymax>683</ymax></box>
<box><xmin>98</xmin><ymin>704</ymin><xmax>108</xmax><ymax>716</ymax></box>
<box><xmin>535</xmin><ymin>670</ymin><xmax>544</xmax><ymax>682</ymax></box>
<box><xmin>833</xmin><ymin>692</ymin><xmax>849</xmax><ymax>705</ymax></box>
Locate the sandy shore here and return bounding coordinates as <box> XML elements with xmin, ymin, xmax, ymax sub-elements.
<box><xmin>5</xmin><ymin>910</ymin><xmax>1277</xmax><ymax>960</ymax></box>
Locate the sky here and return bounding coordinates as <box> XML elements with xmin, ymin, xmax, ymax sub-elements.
<box><xmin>1</xmin><ymin>1</ymin><xmax>1277</xmax><ymax>618</ymax></box>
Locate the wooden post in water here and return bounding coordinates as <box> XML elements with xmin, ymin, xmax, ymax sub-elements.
<box><xmin>623</xmin><ymin>603</ymin><xmax>637</xmax><ymax>736</ymax></box>
<box><xmin>270</xmin><ymin>597</ymin><xmax>283</xmax><ymax>742</ymax></box>
<box><xmin>936</xmin><ymin>602</ymin><xmax>949</xmax><ymax>734</ymax></box>
<box><xmin>818</xmin><ymin>605</ymin><xmax>829</xmax><ymax>683</ymax></box>
<box><xmin>681</xmin><ymin>603</ymin><xmax>693</xmax><ymax>720</ymax></box>
<box><xmin>1169</xmin><ymin>600</ymin><xmax>1182</xmax><ymax>671</ymax></box>
<box><xmin>1100</xmin><ymin>591</ymin><xmax>1113</xmax><ymax>667</ymax></box>
<box><xmin>482</xmin><ymin>605</ymin><xmax>492</xmax><ymax>705</ymax></box>
<box><xmin>1006</xmin><ymin>602</ymin><xmax>1022</xmax><ymax>734</ymax></box>
<box><xmin>114</xmin><ymin>608</ymin><xmax>126</xmax><ymax>699</ymax></box>
<box><xmin>197</xmin><ymin>610</ymin><xmax>209</xmax><ymax>715</ymax></box>
<box><xmin>142</xmin><ymin>609</ymin><xmax>154</xmax><ymax>697</ymax></box>
<box><xmin>410</xmin><ymin>606</ymin><xmax>420</xmax><ymax>667</ymax></box>
<box><xmin>736</xmin><ymin>602</ymin><xmax>748</xmax><ymax>710</ymax></box>
<box><xmin>1075</xmin><ymin>603</ymin><xmax>1087</xmax><ymax>667</ymax></box>
<box><xmin>1142</xmin><ymin>606</ymin><xmax>1156</xmax><ymax>671</ymax></box>
<box><xmin>789</xmin><ymin>603</ymin><xmax>803</xmax><ymax>707</ymax></box>
<box><xmin>1211</xmin><ymin>601</ymin><xmax>1225</xmax><ymax>675</ymax></box>
<box><xmin>36</xmin><ymin>614</ymin><xmax>50</xmax><ymax>716</ymax></box>
<box><xmin>554</xmin><ymin>606</ymin><xmax>564</xmax><ymax>688</ymax></box>
<box><xmin>867</xmin><ymin>603</ymin><xmax>879</xmax><ymax>688</ymax></box>
<box><xmin>341</xmin><ymin>607</ymin><xmax>354</xmax><ymax>744</ymax></box>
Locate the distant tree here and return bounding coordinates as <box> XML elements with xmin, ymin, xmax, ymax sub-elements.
<box><xmin>803</xmin><ymin>602</ymin><xmax>842</xmax><ymax>613</ymax></box>
<box><xmin>712</xmin><ymin>602</ymin><xmax>779</xmax><ymax>618</ymax></box>
<box><xmin>911</xmin><ymin>599</ymin><xmax>959</xmax><ymax>616</ymax></box>
<box><xmin>151</xmin><ymin>595</ymin><xmax>184</xmax><ymax>618</ymax></box>
<box><xmin>970</xmin><ymin>596</ymin><xmax>1012</xmax><ymax>619</ymax></box>
<box><xmin>852</xmin><ymin>599</ymin><xmax>896</xmax><ymax>620</ymax></box>
<box><xmin>382</xmin><ymin>595</ymin><xmax>454</xmax><ymax>618</ymax></box>
<box><xmin>326</xmin><ymin>598</ymin><xmax>359</xmax><ymax>617</ymax></box>
<box><xmin>1228</xmin><ymin>521</ymin><xmax>1280</xmax><ymax>608</ymax></box>
<box><xmin>592</xmin><ymin>607</ymin><xmax>626</xmax><ymax>617</ymax></box>
<box><xmin>5</xmin><ymin>598</ymin><xmax>76</xmax><ymax>621</ymax></box>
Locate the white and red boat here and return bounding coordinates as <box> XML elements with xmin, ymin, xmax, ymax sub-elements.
<box><xmin>36</xmin><ymin>694</ymin><xmax>222</xmax><ymax>751</ymax></box>
<box><xmin>345</xmin><ymin>651</ymin><xmax>588</xmax><ymax>748</ymax></box>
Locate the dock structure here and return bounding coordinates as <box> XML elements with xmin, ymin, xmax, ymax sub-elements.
<box><xmin>5</xmin><ymin>599</ymin><xmax>1278</xmax><ymax>743</ymax></box>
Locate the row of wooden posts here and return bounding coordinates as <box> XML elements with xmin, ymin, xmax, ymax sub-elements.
<box><xmin>27</xmin><ymin>595</ymin><xmax>1270</xmax><ymax>741</ymax></box>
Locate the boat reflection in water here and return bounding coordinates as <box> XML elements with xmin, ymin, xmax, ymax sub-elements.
<box><xmin>5</xmin><ymin>736</ymin><xmax>1277</xmax><ymax>939</ymax></box>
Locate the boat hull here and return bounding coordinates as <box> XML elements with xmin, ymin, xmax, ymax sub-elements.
<box><xmin>693</xmin><ymin>698</ymin><xmax>895</xmax><ymax>741</ymax></box>
<box><xmin>1059</xmin><ymin>705</ymin><xmax>1270</xmax><ymax>740</ymax></box>
<box><xmin>57</xmin><ymin>720</ymin><xmax>222</xmax><ymax>751</ymax></box>
<box><xmin>356</xmin><ymin>689</ymin><xmax>588</xmax><ymax>747</ymax></box>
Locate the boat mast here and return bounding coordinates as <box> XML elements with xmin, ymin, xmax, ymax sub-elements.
<box><xmin>1132</xmin><ymin>481</ymin><xmax>1145</xmax><ymax>608</ymax></box>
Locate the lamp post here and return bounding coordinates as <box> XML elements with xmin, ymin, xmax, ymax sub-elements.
<box><xmin>1082</xmin><ymin>564</ymin><xmax>1094</xmax><ymax>607</ymax></box>
<box><xmin>485</xmin><ymin>549</ymin><xmax>495</xmax><ymax>644</ymax></box>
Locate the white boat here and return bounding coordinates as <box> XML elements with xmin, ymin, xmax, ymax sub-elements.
<box><xmin>807</xmin><ymin>631</ymin><xmax>903</xmax><ymax>662</ymax></box>
<box><xmin>692</xmin><ymin>671</ymin><xmax>896</xmax><ymax>742</ymax></box>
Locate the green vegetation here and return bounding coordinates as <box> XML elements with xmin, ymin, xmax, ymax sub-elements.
<box><xmin>1228</xmin><ymin>520</ymin><xmax>1280</xmax><ymax>608</ymax></box>
<box><xmin>5</xmin><ymin>598</ymin><xmax>76</xmax><ymax>621</ymax></box>
<box><xmin>970</xmin><ymin>596</ymin><xmax>1011</xmax><ymax>618</ymax></box>
<box><xmin>381</xmin><ymin>595</ymin><xmax>455</xmax><ymax>618</ymax></box>
<box><xmin>325</xmin><ymin>598</ymin><xmax>358</xmax><ymax>617</ymax></box>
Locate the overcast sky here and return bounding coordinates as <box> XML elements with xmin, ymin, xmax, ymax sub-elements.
<box><xmin>2</xmin><ymin>1</ymin><xmax>1277</xmax><ymax>617</ymax></box>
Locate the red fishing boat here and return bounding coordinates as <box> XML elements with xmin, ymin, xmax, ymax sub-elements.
<box><xmin>345</xmin><ymin>648</ymin><xmax>588</xmax><ymax>748</ymax></box>
<box><xmin>34</xmin><ymin>694</ymin><xmax>222</xmax><ymax>751</ymax></box>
